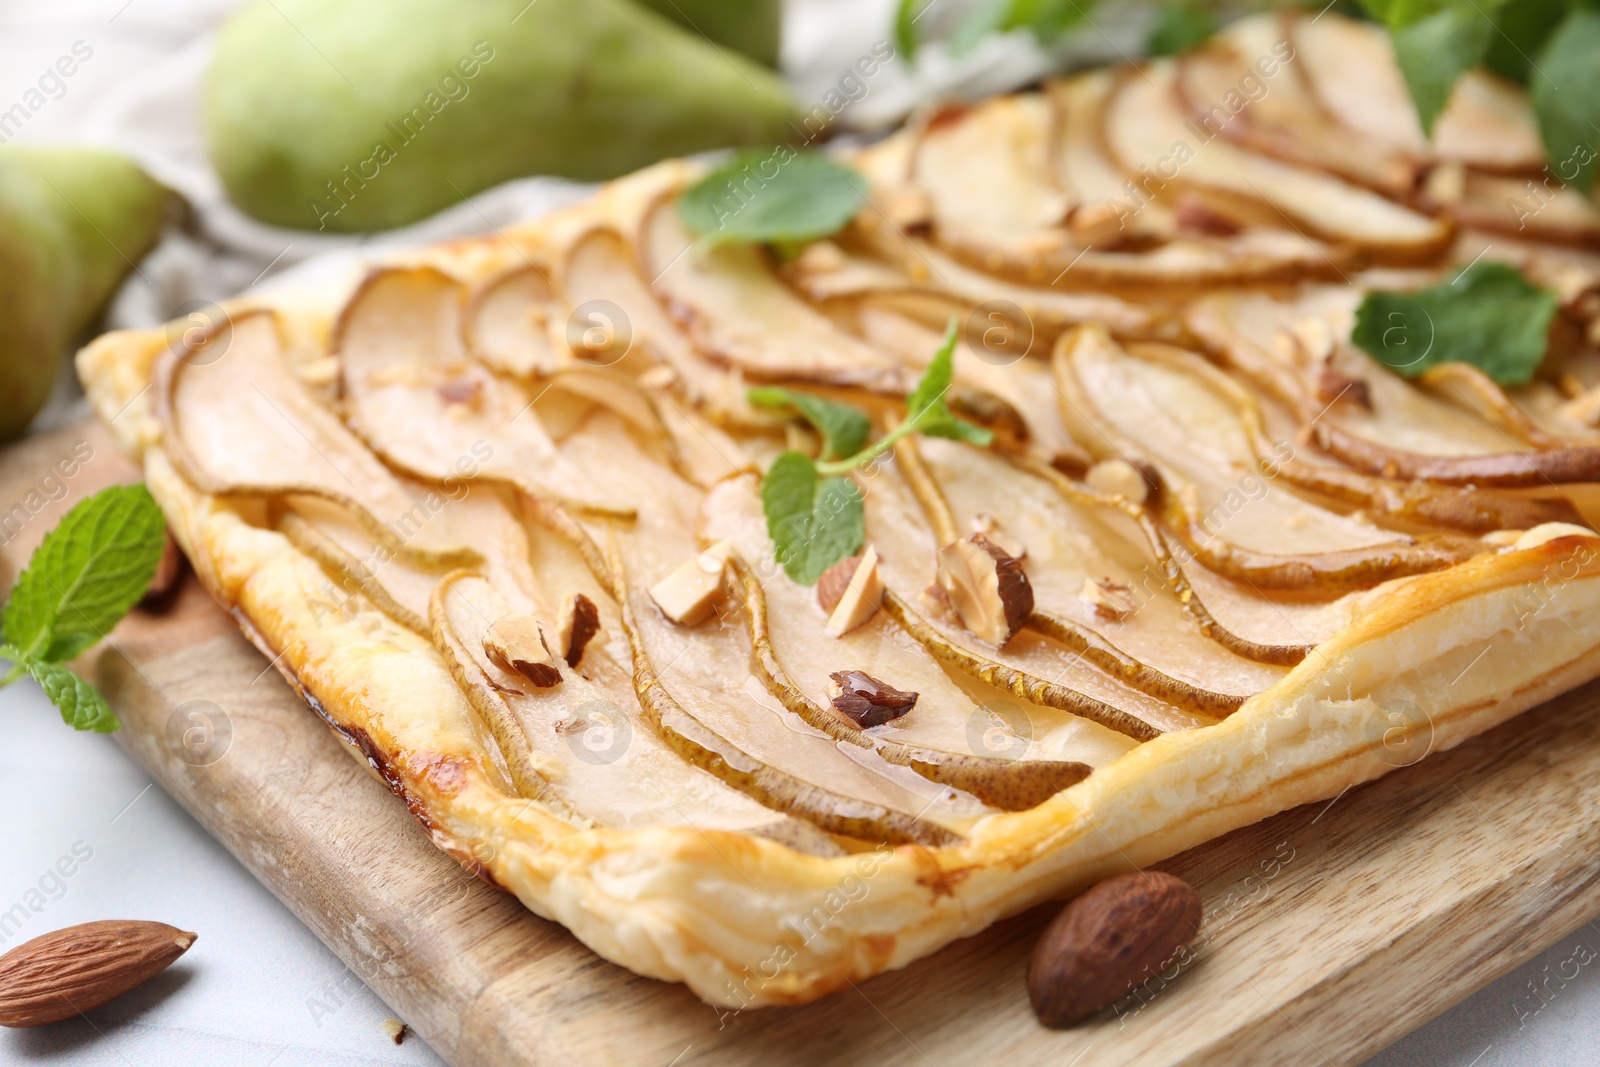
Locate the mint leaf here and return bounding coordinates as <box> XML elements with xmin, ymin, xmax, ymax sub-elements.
<box><xmin>26</xmin><ymin>660</ymin><xmax>118</xmax><ymax>733</ymax></box>
<box><xmin>747</xmin><ymin>387</ymin><xmax>871</xmax><ymax>461</ymax></box>
<box><xmin>1530</xmin><ymin>10</ymin><xmax>1600</xmax><ymax>195</ymax></box>
<box><xmin>896</xmin><ymin>0</ymin><xmax>932</xmax><ymax>57</ymax></box>
<box><xmin>904</xmin><ymin>320</ymin><xmax>995</xmax><ymax>446</ymax></box>
<box><xmin>760</xmin><ymin>451</ymin><xmax>865</xmax><ymax>585</ymax></box>
<box><xmin>679</xmin><ymin>150</ymin><xmax>867</xmax><ymax>249</ymax></box>
<box><xmin>1148</xmin><ymin>3</ymin><xmax>1217</xmax><ymax>57</ymax></box>
<box><xmin>2</xmin><ymin>484</ymin><xmax>166</xmax><ymax>663</ymax></box>
<box><xmin>1485</xmin><ymin>0</ymin><xmax>1569</xmax><ymax>83</ymax></box>
<box><xmin>1392</xmin><ymin>6</ymin><xmax>1494</xmax><ymax>135</ymax></box>
<box><xmin>1351</xmin><ymin>262</ymin><xmax>1558</xmax><ymax>385</ymax></box>
<box><xmin>1003</xmin><ymin>0</ymin><xmax>1094</xmax><ymax>42</ymax></box>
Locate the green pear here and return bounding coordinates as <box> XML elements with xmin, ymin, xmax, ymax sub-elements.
<box><xmin>0</xmin><ymin>148</ymin><xmax>167</xmax><ymax>442</ymax></box>
<box><xmin>635</xmin><ymin>0</ymin><xmax>783</xmax><ymax>67</ymax></box>
<box><xmin>204</xmin><ymin>0</ymin><xmax>798</xmax><ymax>233</ymax></box>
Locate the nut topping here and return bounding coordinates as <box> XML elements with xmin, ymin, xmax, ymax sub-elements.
<box><xmin>649</xmin><ymin>539</ymin><xmax>733</xmax><ymax>625</ymax></box>
<box><xmin>936</xmin><ymin>533</ymin><xmax>1033</xmax><ymax>647</ymax></box>
<box><xmin>1084</xmin><ymin>458</ymin><xmax>1153</xmax><ymax>505</ymax></box>
<box><xmin>1028</xmin><ymin>871</ymin><xmax>1201</xmax><ymax>1028</ymax></box>
<box><xmin>816</xmin><ymin>555</ymin><xmax>860</xmax><ymax>614</ymax></box>
<box><xmin>483</xmin><ymin>611</ymin><xmax>562</xmax><ymax>688</ymax></box>
<box><xmin>1316</xmin><ymin>368</ymin><xmax>1373</xmax><ymax>410</ymax></box>
<box><xmin>970</xmin><ymin>512</ymin><xmax>1025</xmax><ymax>560</ymax></box>
<box><xmin>557</xmin><ymin>593</ymin><xmax>601</xmax><ymax>667</ymax></box>
<box><xmin>823</xmin><ymin>546</ymin><xmax>884</xmax><ymax>637</ymax></box>
<box><xmin>827</xmin><ymin>670</ymin><xmax>918</xmax><ymax>728</ymax></box>
<box><xmin>1079</xmin><ymin>577</ymin><xmax>1136</xmax><ymax>622</ymax></box>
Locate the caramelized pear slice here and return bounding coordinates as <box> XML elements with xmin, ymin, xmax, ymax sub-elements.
<box><xmin>639</xmin><ymin>195</ymin><xmax>907</xmax><ymax>391</ymax></box>
<box><xmin>1185</xmin><ymin>288</ymin><xmax>1600</xmax><ymax>488</ymax></box>
<box><xmin>433</xmin><ymin>572</ymin><xmax>842</xmax><ymax>855</ymax></box>
<box><xmin>333</xmin><ymin>266</ymin><xmax>634</xmax><ymax>517</ymax></box>
<box><xmin>1056</xmin><ymin>327</ymin><xmax>1489</xmax><ymax>590</ymax></box>
<box><xmin>554</xmin><ymin>411</ymin><xmax>994</xmax><ymax>838</ymax></box>
<box><xmin>1290</xmin><ymin>11</ymin><xmax>1544</xmax><ymax>171</ymax></box>
<box><xmin>464</xmin><ymin>263</ymin><xmax>563</xmax><ymax>378</ymax></box>
<box><xmin>1174</xmin><ymin>14</ymin><xmax>1416</xmax><ymax>195</ymax></box>
<box><xmin>1101</xmin><ymin>64</ymin><xmax>1451</xmax><ymax>258</ymax></box>
<box><xmin>703</xmin><ymin>475</ymin><xmax>1150</xmax><ymax>767</ymax></box>
<box><xmin>155</xmin><ymin>308</ymin><xmax>475</xmax><ymax>566</ymax></box>
<box><xmin>913</xmin><ymin>94</ymin><xmax>1071</xmax><ymax>258</ymax></box>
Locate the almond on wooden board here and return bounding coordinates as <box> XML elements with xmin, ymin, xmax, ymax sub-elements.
<box><xmin>1027</xmin><ymin>871</ymin><xmax>1200</xmax><ymax>1028</ymax></box>
<box><xmin>0</xmin><ymin>920</ymin><xmax>196</xmax><ymax>1028</ymax></box>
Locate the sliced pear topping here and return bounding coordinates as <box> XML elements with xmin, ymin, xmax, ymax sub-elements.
<box><xmin>156</xmin><ymin>308</ymin><xmax>475</xmax><ymax>566</ymax></box>
<box><xmin>483</xmin><ymin>611</ymin><xmax>562</xmax><ymax>688</ymax></box>
<box><xmin>647</xmin><ymin>538</ymin><xmax>732</xmax><ymax>625</ymax></box>
<box><xmin>937</xmin><ymin>534</ymin><xmax>1033</xmax><ymax>648</ymax></box>
<box><xmin>433</xmin><ymin>571</ymin><xmax>844</xmax><ymax>852</ymax></box>
<box><xmin>464</xmin><ymin>263</ymin><xmax>562</xmax><ymax>378</ymax></box>
<box><xmin>1102</xmin><ymin>64</ymin><xmax>1450</xmax><ymax>257</ymax></box>
<box><xmin>640</xmin><ymin>195</ymin><xmax>906</xmax><ymax>390</ymax></box>
<box><xmin>823</xmin><ymin>546</ymin><xmax>884</xmax><ymax>638</ymax></box>
<box><xmin>1174</xmin><ymin>14</ymin><xmax>1416</xmax><ymax>195</ymax></box>
<box><xmin>333</xmin><ymin>265</ymin><xmax>634</xmax><ymax>517</ymax></box>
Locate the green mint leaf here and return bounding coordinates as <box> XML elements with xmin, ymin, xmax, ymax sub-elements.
<box><xmin>896</xmin><ymin>0</ymin><xmax>929</xmax><ymax>58</ymax></box>
<box><xmin>1147</xmin><ymin>2</ymin><xmax>1217</xmax><ymax>57</ymax></box>
<box><xmin>26</xmin><ymin>659</ymin><xmax>119</xmax><ymax>733</ymax></box>
<box><xmin>904</xmin><ymin>318</ymin><xmax>995</xmax><ymax>447</ymax></box>
<box><xmin>1002</xmin><ymin>0</ymin><xmax>1094</xmax><ymax>43</ymax></box>
<box><xmin>951</xmin><ymin>0</ymin><xmax>1012</xmax><ymax>54</ymax></box>
<box><xmin>1</xmin><ymin>483</ymin><xmax>167</xmax><ymax>663</ymax></box>
<box><xmin>747</xmin><ymin>387</ymin><xmax>871</xmax><ymax>461</ymax></box>
<box><xmin>1392</xmin><ymin>6</ymin><xmax>1494</xmax><ymax>135</ymax></box>
<box><xmin>1351</xmin><ymin>262</ymin><xmax>1558</xmax><ymax>385</ymax></box>
<box><xmin>1485</xmin><ymin>0</ymin><xmax>1569</xmax><ymax>83</ymax></box>
<box><xmin>679</xmin><ymin>150</ymin><xmax>867</xmax><ymax>249</ymax></box>
<box><xmin>1530</xmin><ymin>10</ymin><xmax>1600</xmax><ymax>195</ymax></box>
<box><xmin>760</xmin><ymin>450</ymin><xmax>865</xmax><ymax>585</ymax></box>
<box><xmin>1357</xmin><ymin>0</ymin><xmax>1450</xmax><ymax>30</ymax></box>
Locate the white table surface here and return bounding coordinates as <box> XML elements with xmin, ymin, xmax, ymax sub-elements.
<box><xmin>4</xmin><ymin>1</ymin><xmax>1600</xmax><ymax>1064</ymax></box>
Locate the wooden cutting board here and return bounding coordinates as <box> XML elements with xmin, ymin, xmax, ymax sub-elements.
<box><xmin>8</xmin><ymin>420</ymin><xmax>1600</xmax><ymax>1067</ymax></box>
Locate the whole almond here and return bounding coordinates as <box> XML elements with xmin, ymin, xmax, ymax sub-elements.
<box><xmin>0</xmin><ymin>920</ymin><xmax>196</xmax><ymax>1027</ymax></box>
<box><xmin>1027</xmin><ymin>871</ymin><xmax>1200</xmax><ymax>1028</ymax></box>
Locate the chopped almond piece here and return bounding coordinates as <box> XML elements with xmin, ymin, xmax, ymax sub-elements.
<box><xmin>649</xmin><ymin>539</ymin><xmax>733</xmax><ymax>626</ymax></box>
<box><xmin>936</xmin><ymin>534</ymin><xmax>1033</xmax><ymax>647</ymax></box>
<box><xmin>970</xmin><ymin>512</ymin><xmax>1026</xmax><ymax>560</ymax></box>
<box><xmin>827</xmin><ymin>670</ymin><xmax>917</xmax><ymax>728</ymax></box>
<box><xmin>483</xmin><ymin>611</ymin><xmax>562</xmax><ymax>688</ymax></box>
<box><xmin>825</xmin><ymin>546</ymin><xmax>884</xmax><ymax>637</ymax></box>
<box><xmin>557</xmin><ymin>593</ymin><xmax>602</xmax><ymax>666</ymax></box>
<box><xmin>1085</xmin><ymin>459</ymin><xmax>1151</xmax><ymax>504</ymax></box>
<box><xmin>1079</xmin><ymin>577</ymin><xmax>1137</xmax><ymax>622</ymax></box>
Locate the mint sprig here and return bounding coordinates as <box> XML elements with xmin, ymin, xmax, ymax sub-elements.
<box><xmin>897</xmin><ymin>0</ymin><xmax>1097</xmax><ymax>58</ymax></box>
<box><xmin>1</xmin><ymin>484</ymin><xmax>168</xmax><ymax>733</ymax></box>
<box><xmin>748</xmin><ymin>387</ymin><xmax>871</xmax><ymax>461</ymax></box>
<box><xmin>756</xmin><ymin>317</ymin><xmax>994</xmax><ymax>584</ymax></box>
<box><xmin>1360</xmin><ymin>0</ymin><xmax>1600</xmax><ymax>194</ymax></box>
<box><xmin>1351</xmin><ymin>262</ymin><xmax>1559</xmax><ymax>386</ymax></box>
<box><xmin>678</xmin><ymin>150</ymin><xmax>867</xmax><ymax>250</ymax></box>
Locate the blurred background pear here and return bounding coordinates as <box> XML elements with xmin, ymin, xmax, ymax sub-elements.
<box><xmin>204</xmin><ymin>0</ymin><xmax>795</xmax><ymax>233</ymax></box>
<box><xmin>0</xmin><ymin>147</ymin><xmax>167</xmax><ymax>442</ymax></box>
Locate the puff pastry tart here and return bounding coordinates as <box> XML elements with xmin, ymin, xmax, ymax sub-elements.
<box><xmin>78</xmin><ymin>11</ymin><xmax>1600</xmax><ymax>1009</ymax></box>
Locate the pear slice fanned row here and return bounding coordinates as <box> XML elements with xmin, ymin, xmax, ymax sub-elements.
<box><xmin>82</xmin><ymin>9</ymin><xmax>1600</xmax><ymax>1010</ymax></box>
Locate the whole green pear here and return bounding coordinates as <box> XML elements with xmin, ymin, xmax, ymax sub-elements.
<box><xmin>204</xmin><ymin>0</ymin><xmax>798</xmax><ymax>233</ymax></box>
<box><xmin>635</xmin><ymin>0</ymin><xmax>783</xmax><ymax>67</ymax></box>
<box><xmin>0</xmin><ymin>148</ymin><xmax>167</xmax><ymax>442</ymax></box>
